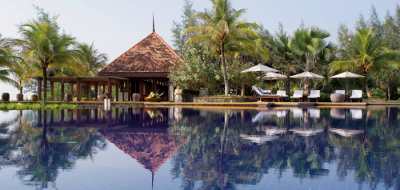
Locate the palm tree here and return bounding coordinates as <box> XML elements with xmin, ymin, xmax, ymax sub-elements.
<box><xmin>0</xmin><ymin>35</ymin><xmax>17</xmax><ymax>85</ymax></box>
<box><xmin>289</xmin><ymin>27</ymin><xmax>332</xmax><ymax>93</ymax></box>
<box><xmin>188</xmin><ymin>0</ymin><xmax>260</xmax><ymax>95</ymax></box>
<box><xmin>17</xmin><ymin>11</ymin><xmax>78</xmax><ymax>103</ymax></box>
<box><xmin>330</xmin><ymin>28</ymin><xmax>400</xmax><ymax>97</ymax></box>
<box><xmin>76</xmin><ymin>43</ymin><xmax>107</xmax><ymax>76</ymax></box>
<box><xmin>290</xmin><ymin>27</ymin><xmax>331</xmax><ymax>72</ymax></box>
<box><xmin>8</xmin><ymin>58</ymin><xmax>36</xmax><ymax>98</ymax></box>
<box><xmin>270</xmin><ymin>27</ymin><xmax>300</xmax><ymax>94</ymax></box>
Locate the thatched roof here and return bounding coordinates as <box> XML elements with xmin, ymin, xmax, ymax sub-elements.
<box><xmin>98</xmin><ymin>32</ymin><xmax>182</xmax><ymax>78</ymax></box>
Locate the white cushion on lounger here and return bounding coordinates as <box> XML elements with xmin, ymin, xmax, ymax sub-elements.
<box><xmin>276</xmin><ymin>90</ymin><xmax>288</xmax><ymax>97</ymax></box>
<box><xmin>291</xmin><ymin>90</ymin><xmax>303</xmax><ymax>98</ymax></box>
<box><xmin>308</xmin><ymin>90</ymin><xmax>320</xmax><ymax>99</ymax></box>
<box><xmin>335</xmin><ymin>90</ymin><xmax>345</xmax><ymax>95</ymax></box>
<box><xmin>350</xmin><ymin>90</ymin><xmax>363</xmax><ymax>99</ymax></box>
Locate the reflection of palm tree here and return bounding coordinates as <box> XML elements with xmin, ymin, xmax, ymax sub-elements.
<box><xmin>4</xmin><ymin>110</ymin><xmax>107</xmax><ymax>189</ymax></box>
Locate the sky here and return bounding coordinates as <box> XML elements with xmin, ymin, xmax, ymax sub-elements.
<box><xmin>0</xmin><ymin>0</ymin><xmax>398</xmax><ymax>98</ymax></box>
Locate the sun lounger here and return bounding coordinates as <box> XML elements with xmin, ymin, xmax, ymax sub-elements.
<box><xmin>350</xmin><ymin>109</ymin><xmax>363</xmax><ymax>119</ymax></box>
<box><xmin>290</xmin><ymin>90</ymin><xmax>303</xmax><ymax>101</ymax></box>
<box><xmin>335</xmin><ymin>90</ymin><xmax>345</xmax><ymax>95</ymax></box>
<box><xmin>262</xmin><ymin>127</ymin><xmax>287</xmax><ymax>136</ymax></box>
<box><xmin>308</xmin><ymin>108</ymin><xmax>320</xmax><ymax>119</ymax></box>
<box><xmin>290</xmin><ymin>128</ymin><xmax>324</xmax><ymax>137</ymax></box>
<box><xmin>330</xmin><ymin>109</ymin><xmax>346</xmax><ymax>119</ymax></box>
<box><xmin>350</xmin><ymin>90</ymin><xmax>363</xmax><ymax>102</ymax></box>
<box><xmin>276</xmin><ymin>90</ymin><xmax>288</xmax><ymax>97</ymax></box>
<box><xmin>291</xmin><ymin>108</ymin><xmax>304</xmax><ymax>118</ymax></box>
<box><xmin>308</xmin><ymin>90</ymin><xmax>320</xmax><ymax>102</ymax></box>
<box><xmin>329</xmin><ymin>128</ymin><xmax>363</xmax><ymax>137</ymax></box>
<box><xmin>240</xmin><ymin>134</ymin><xmax>279</xmax><ymax>144</ymax></box>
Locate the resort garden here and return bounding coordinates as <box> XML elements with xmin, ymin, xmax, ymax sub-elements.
<box><xmin>170</xmin><ymin>0</ymin><xmax>400</xmax><ymax>102</ymax></box>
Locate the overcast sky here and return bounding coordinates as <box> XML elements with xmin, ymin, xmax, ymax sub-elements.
<box><xmin>0</xmin><ymin>0</ymin><xmax>398</xmax><ymax>97</ymax></box>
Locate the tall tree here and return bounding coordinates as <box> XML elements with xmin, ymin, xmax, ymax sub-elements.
<box><xmin>188</xmin><ymin>0</ymin><xmax>262</xmax><ymax>95</ymax></box>
<box><xmin>76</xmin><ymin>43</ymin><xmax>107</xmax><ymax>76</ymax></box>
<box><xmin>0</xmin><ymin>35</ymin><xmax>17</xmax><ymax>85</ymax></box>
<box><xmin>17</xmin><ymin>10</ymin><xmax>78</xmax><ymax>103</ymax></box>
<box><xmin>330</xmin><ymin>28</ymin><xmax>400</xmax><ymax>97</ymax></box>
<box><xmin>172</xmin><ymin>0</ymin><xmax>198</xmax><ymax>54</ymax></box>
<box><xmin>289</xmin><ymin>27</ymin><xmax>332</xmax><ymax>92</ymax></box>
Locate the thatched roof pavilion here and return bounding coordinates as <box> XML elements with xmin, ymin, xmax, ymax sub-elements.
<box><xmin>35</xmin><ymin>31</ymin><xmax>182</xmax><ymax>102</ymax></box>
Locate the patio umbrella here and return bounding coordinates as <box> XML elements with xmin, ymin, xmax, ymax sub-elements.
<box><xmin>290</xmin><ymin>71</ymin><xmax>324</xmax><ymax>79</ymax></box>
<box><xmin>242</xmin><ymin>64</ymin><xmax>279</xmax><ymax>90</ymax></box>
<box><xmin>290</xmin><ymin>71</ymin><xmax>324</xmax><ymax>95</ymax></box>
<box><xmin>241</xmin><ymin>63</ymin><xmax>279</xmax><ymax>73</ymax></box>
<box><xmin>262</xmin><ymin>72</ymin><xmax>287</xmax><ymax>80</ymax></box>
<box><xmin>330</xmin><ymin>71</ymin><xmax>364</xmax><ymax>96</ymax></box>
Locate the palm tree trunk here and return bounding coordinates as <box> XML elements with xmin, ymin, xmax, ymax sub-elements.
<box><xmin>220</xmin><ymin>45</ymin><xmax>229</xmax><ymax>96</ymax></box>
<box><xmin>364</xmin><ymin>76</ymin><xmax>369</xmax><ymax>99</ymax></box>
<box><xmin>42</xmin><ymin>66</ymin><xmax>47</xmax><ymax>104</ymax></box>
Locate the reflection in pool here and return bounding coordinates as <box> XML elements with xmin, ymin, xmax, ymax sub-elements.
<box><xmin>0</xmin><ymin>107</ymin><xmax>399</xmax><ymax>190</ymax></box>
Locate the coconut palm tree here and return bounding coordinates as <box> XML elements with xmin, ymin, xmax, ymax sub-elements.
<box><xmin>330</xmin><ymin>28</ymin><xmax>400</xmax><ymax>97</ymax></box>
<box><xmin>8</xmin><ymin>58</ymin><xmax>36</xmax><ymax>99</ymax></box>
<box><xmin>76</xmin><ymin>43</ymin><xmax>107</xmax><ymax>76</ymax></box>
<box><xmin>290</xmin><ymin>27</ymin><xmax>331</xmax><ymax>72</ymax></box>
<box><xmin>17</xmin><ymin>11</ymin><xmax>78</xmax><ymax>103</ymax></box>
<box><xmin>0</xmin><ymin>35</ymin><xmax>18</xmax><ymax>85</ymax></box>
<box><xmin>188</xmin><ymin>0</ymin><xmax>261</xmax><ymax>95</ymax></box>
<box><xmin>289</xmin><ymin>27</ymin><xmax>332</xmax><ymax>93</ymax></box>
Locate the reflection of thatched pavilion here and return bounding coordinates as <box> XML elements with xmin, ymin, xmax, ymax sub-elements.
<box><xmin>102</xmin><ymin>130</ymin><xmax>185</xmax><ymax>187</ymax></box>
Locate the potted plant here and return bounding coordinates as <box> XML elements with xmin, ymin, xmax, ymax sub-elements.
<box><xmin>16</xmin><ymin>93</ymin><xmax>23</xmax><ymax>101</ymax></box>
<box><xmin>2</xmin><ymin>93</ymin><xmax>10</xmax><ymax>102</ymax></box>
<box><xmin>31</xmin><ymin>94</ymin><xmax>39</xmax><ymax>101</ymax></box>
<box><xmin>144</xmin><ymin>92</ymin><xmax>164</xmax><ymax>102</ymax></box>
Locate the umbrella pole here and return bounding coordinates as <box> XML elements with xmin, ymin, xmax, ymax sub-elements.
<box><xmin>346</xmin><ymin>79</ymin><xmax>349</xmax><ymax>101</ymax></box>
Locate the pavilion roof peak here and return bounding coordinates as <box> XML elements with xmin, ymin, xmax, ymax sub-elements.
<box><xmin>98</xmin><ymin>32</ymin><xmax>182</xmax><ymax>77</ymax></box>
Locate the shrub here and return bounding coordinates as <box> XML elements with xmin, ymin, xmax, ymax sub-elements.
<box><xmin>320</xmin><ymin>92</ymin><xmax>330</xmax><ymax>102</ymax></box>
<box><xmin>371</xmin><ymin>88</ymin><xmax>385</xmax><ymax>99</ymax></box>
<box><xmin>2</xmin><ymin>93</ymin><xmax>10</xmax><ymax>102</ymax></box>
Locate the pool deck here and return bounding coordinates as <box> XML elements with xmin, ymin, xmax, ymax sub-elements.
<box><xmin>78</xmin><ymin>100</ymin><xmax>400</xmax><ymax>108</ymax></box>
<box><xmin>3</xmin><ymin>100</ymin><xmax>400</xmax><ymax>109</ymax></box>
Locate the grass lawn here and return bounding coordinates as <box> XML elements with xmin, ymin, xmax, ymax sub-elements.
<box><xmin>0</xmin><ymin>102</ymin><xmax>78</xmax><ymax>110</ymax></box>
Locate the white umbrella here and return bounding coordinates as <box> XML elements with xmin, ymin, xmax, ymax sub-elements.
<box><xmin>330</xmin><ymin>71</ymin><xmax>365</xmax><ymax>79</ymax></box>
<box><xmin>290</xmin><ymin>71</ymin><xmax>324</xmax><ymax>79</ymax></box>
<box><xmin>241</xmin><ymin>63</ymin><xmax>279</xmax><ymax>73</ymax></box>
<box><xmin>263</xmin><ymin>72</ymin><xmax>287</xmax><ymax>80</ymax></box>
<box><xmin>330</xmin><ymin>71</ymin><xmax>364</xmax><ymax>97</ymax></box>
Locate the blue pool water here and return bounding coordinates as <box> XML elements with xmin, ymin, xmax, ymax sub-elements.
<box><xmin>0</xmin><ymin>107</ymin><xmax>399</xmax><ymax>190</ymax></box>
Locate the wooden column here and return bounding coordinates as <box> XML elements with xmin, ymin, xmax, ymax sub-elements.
<box><xmin>77</xmin><ymin>80</ymin><xmax>81</xmax><ymax>102</ymax></box>
<box><xmin>86</xmin><ymin>83</ymin><xmax>90</xmax><ymax>101</ymax></box>
<box><xmin>61</xmin><ymin>81</ymin><xmax>65</xmax><ymax>102</ymax></box>
<box><xmin>70</xmin><ymin>83</ymin><xmax>74</xmax><ymax>98</ymax></box>
<box><xmin>116</xmin><ymin>82</ymin><xmax>119</xmax><ymax>102</ymax></box>
<box><xmin>94</xmin><ymin>83</ymin><xmax>99</xmax><ymax>101</ymax></box>
<box><xmin>107</xmin><ymin>80</ymin><xmax>112</xmax><ymax>99</ymax></box>
<box><xmin>139</xmin><ymin>79</ymin><xmax>145</xmax><ymax>101</ymax></box>
<box><xmin>128</xmin><ymin>81</ymin><xmax>133</xmax><ymax>101</ymax></box>
<box><xmin>50</xmin><ymin>81</ymin><xmax>54</xmax><ymax>101</ymax></box>
<box><xmin>37</xmin><ymin>78</ymin><xmax>42</xmax><ymax>101</ymax></box>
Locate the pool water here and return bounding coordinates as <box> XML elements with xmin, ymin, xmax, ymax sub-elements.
<box><xmin>0</xmin><ymin>107</ymin><xmax>399</xmax><ymax>190</ymax></box>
